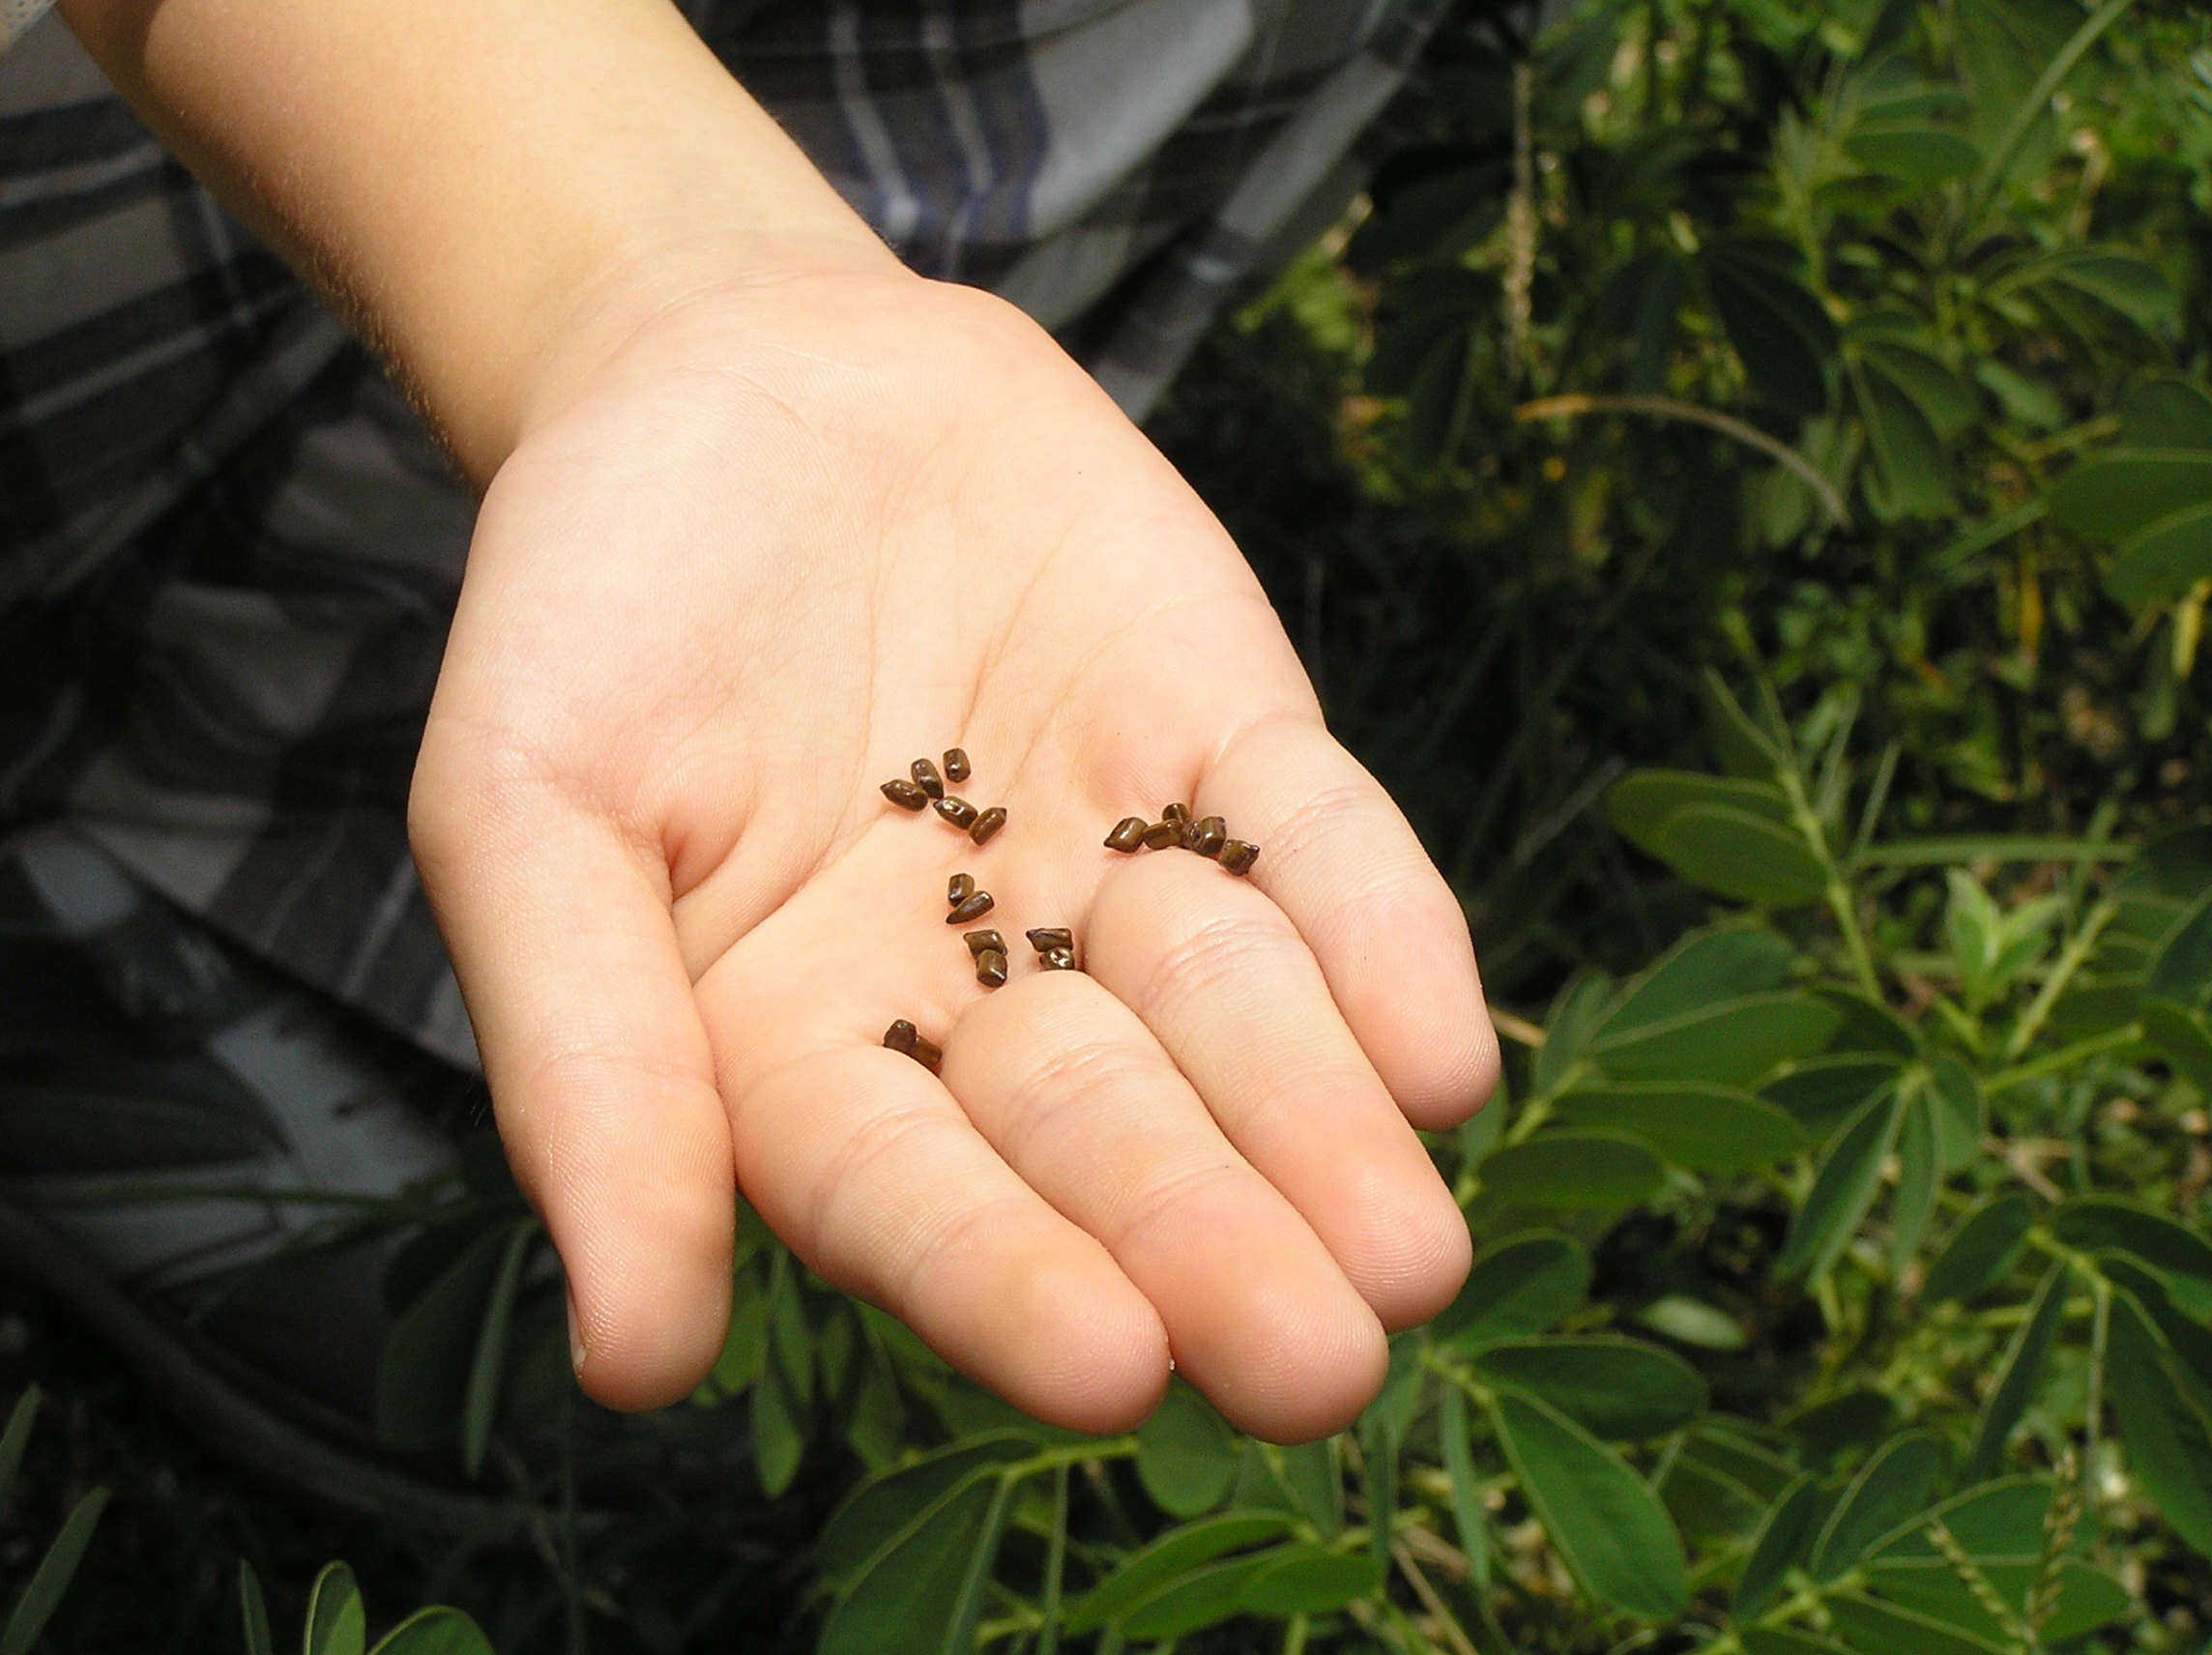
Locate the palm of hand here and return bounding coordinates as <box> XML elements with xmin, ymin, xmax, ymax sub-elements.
<box><xmin>412</xmin><ymin>274</ymin><xmax>1495</xmax><ymax>1442</ymax></box>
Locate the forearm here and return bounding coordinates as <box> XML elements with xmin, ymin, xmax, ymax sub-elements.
<box><xmin>59</xmin><ymin>0</ymin><xmax>899</xmax><ymax>481</ymax></box>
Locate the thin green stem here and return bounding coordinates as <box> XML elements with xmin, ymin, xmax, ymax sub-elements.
<box><xmin>1986</xmin><ymin>1024</ymin><xmax>2139</xmax><ymax>1094</ymax></box>
<box><xmin>1283</xmin><ymin>1612</ymin><xmax>1311</xmax><ymax>1655</ymax></box>
<box><xmin>2006</xmin><ymin>900</ymin><xmax>2117</xmax><ymax>1060</ymax></box>
<box><xmin>1970</xmin><ymin>0</ymin><xmax>2139</xmax><ymax>213</ymax></box>
<box><xmin>1037</xmin><ymin>1464</ymin><xmax>1069</xmax><ymax>1655</ymax></box>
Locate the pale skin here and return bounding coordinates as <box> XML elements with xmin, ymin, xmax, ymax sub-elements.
<box><xmin>62</xmin><ymin>0</ymin><xmax>1499</xmax><ymax>1442</ymax></box>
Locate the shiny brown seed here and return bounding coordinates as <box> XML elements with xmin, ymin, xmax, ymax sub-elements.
<box><xmin>944</xmin><ymin>748</ymin><xmax>971</xmax><ymax>784</ymax></box>
<box><xmin>1161</xmin><ymin>802</ymin><xmax>1190</xmax><ymax>826</ymax></box>
<box><xmin>1218</xmin><ymin>839</ymin><xmax>1260</xmax><ymax>875</ymax></box>
<box><xmin>1190</xmin><ymin>815</ymin><xmax>1228</xmax><ymax>857</ymax></box>
<box><xmin>969</xmin><ymin>805</ymin><xmax>1006</xmax><ymax>846</ymax></box>
<box><xmin>1025</xmin><ymin>927</ymin><xmax>1073</xmax><ymax>952</ymax></box>
<box><xmin>935</xmin><ymin>796</ymin><xmax>980</xmax><ymax>830</ymax></box>
<box><xmin>884</xmin><ymin>1019</ymin><xmax>920</xmax><ymax>1056</ymax></box>
<box><xmin>975</xmin><ymin>949</ymin><xmax>1008</xmax><ymax>988</ymax></box>
<box><xmin>1039</xmin><ymin>946</ymin><xmax>1077</xmax><ymax>972</ymax></box>
<box><xmin>947</xmin><ymin>889</ymin><xmax>996</xmax><ymax>924</ymax></box>
<box><xmin>1106</xmin><ymin>817</ymin><xmax>1148</xmax><ymax>853</ymax></box>
<box><xmin>1141</xmin><ymin>819</ymin><xmax>1181</xmax><ymax>851</ymax></box>
<box><xmin>913</xmin><ymin>1035</ymin><xmax>943</xmax><ymax>1073</ymax></box>
<box><xmin>964</xmin><ymin>928</ymin><xmax>1006</xmax><ymax>957</ymax></box>
<box><xmin>911</xmin><ymin>758</ymin><xmax>945</xmax><ymax>799</ymax></box>
<box><xmin>948</xmin><ymin>872</ymin><xmax>975</xmax><ymax>907</ymax></box>
<box><xmin>881</xmin><ymin>778</ymin><xmax>929</xmax><ymax>811</ymax></box>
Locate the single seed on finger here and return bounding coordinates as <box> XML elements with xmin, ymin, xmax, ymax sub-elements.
<box><xmin>884</xmin><ymin>1019</ymin><xmax>920</xmax><ymax>1056</ymax></box>
<box><xmin>913</xmin><ymin>1034</ymin><xmax>943</xmax><ymax>1073</ymax></box>
<box><xmin>964</xmin><ymin>928</ymin><xmax>1006</xmax><ymax>957</ymax></box>
<box><xmin>881</xmin><ymin>778</ymin><xmax>929</xmax><ymax>811</ymax></box>
<box><xmin>947</xmin><ymin>889</ymin><xmax>996</xmax><ymax>924</ymax></box>
<box><xmin>1161</xmin><ymin>802</ymin><xmax>1190</xmax><ymax>826</ymax></box>
<box><xmin>1218</xmin><ymin>839</ymin><xmax>1261</xmax><ymax>875</ymax></box>
<box><xmin>911</xmin><ymin>758</ymin><xmax>946</xmax><ymax>799</ymax></box>
<box><xmin>944</xmin><ymin>748</ymin><xmax>971</xmax><ymax>784</ymax></box>
<box><xmin>1105</xmin><ymin>817</ymin><xmax>1148</xmax><ymax>853</ymax></box>
<box><xmin>1039</xmin><ymin>946</ymin><xmax>1077</xmax><ymax>971</ymax></box>
<box><xmin>1025</xmin><ymin>927</ymin><xmax>1073</xmax><ymax>952</ymax></box>
<box><xmin>1190</xmin><ymin>815</ymin><xmax>1228</xmax><ymax>857</ymax></box>
<box><xmin>1141</xmin><ymin>819</ymin><xmax>1182</xmax><ymax>851</ymax></box>
<box><xmin>969</xmin><ymin>806</ymin><xmax>1006</xmax><ymax>846</ymax></box>
<box><xmin>948</xmin><ymin>872</ymin><xmax>975</xmax><ymax>907</ymax></box>
<box><xmin>975</xmin><ymin>949</ymin><xmax>1008</xmax><ymax>988</ymax></box>
<box><xmin>935</xmin><ymin>796</ymin><xmax>980</xmax><ymax>830</ymax></box>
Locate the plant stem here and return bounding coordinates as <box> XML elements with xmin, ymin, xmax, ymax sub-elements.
<box><xmin>1037</xmin><ymin>1463</ymin><xmax>1068</xmax><ymax>1655</ymax></box>
<box><xmin>1283</xmin><ymin>1611</ymin><xmax>1312</xmax><ymax>1655</ymax></box>
<box><xmin>1512</xmin><ymin>394</ymin><xmax>1848</xmax><ymax>525</ymax></box>
<box><xmin>2005</xmin><ymin>900</ymin><xmax>2117</xmax><ymax>1060</ymax></box>
<box><xmin>1985</xmin><ymin>1024</ymin><xmax>2139</xmax><ymax>1094</ymax></box>
<box><xmin>1971</xmin><ymin>0</ymin><xmax>2139</xmax><ymax>212</ymax></box>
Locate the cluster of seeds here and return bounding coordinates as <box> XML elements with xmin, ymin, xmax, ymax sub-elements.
<box><xmin>881</xmin><ymin>748</ymin><xmax>1006</xmax><ymax>846</ymax></box>
<box><xmin>878</xmin><ymin>748</ymin><xmax>1081</xmax><ymax>1069</ymax></box>
<box><xmin>1105</xmin><ymin>801</ymin><xmax>1260</xmax><ymax>875</ymax></box>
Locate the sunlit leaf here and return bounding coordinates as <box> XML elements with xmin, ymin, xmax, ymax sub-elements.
<box><xmin>1432</xmin><ymin>1232</ymin><xmax>1591</xmax><ymax>1349</ymax></box>
<box><xmin>1923</xmin><ymin>1194</ymin><xmax>2034</xmax><ymax>1304</ymax></box>
<box><xmin>1591</xmin><ymin>993</ymin><xmax>1842</xmax><ymax>1087</ymax></box>
<box><xmin>1554</xmin><ymin>1082</ymin><xmax>1809</xmax><ymax>1172</ymax></box>
<box><xmin>1477</xmin><ymin>1131</ymin><xmax>1664</xmax><ymax>1209</ymax></box>
<box><xmin>1136</xmin><ymin>1380</ymin><xmax>1239</xmax><ymax>1518</ymax></box>
<box><xmin>1237</xmin><ymin>1549</ymin><xmax>1384</xmax><ymax>1616</ymax></box>
<box><xmin>1654</xmin><ymin>805</ymin><xmax>1832</xmax><ymax>905</ymax></box>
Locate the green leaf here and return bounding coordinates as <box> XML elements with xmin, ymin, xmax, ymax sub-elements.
<box><xmin>1963</xmin><ymin>1262</ymin><xmax>2069</xmax><ymax>1483</ymax></box>
<box><xmin>1477</xmin><ymin>1132</ymin><xmax>1664</xmax><ymax>1209</ymax></box>
<box><xmin>1929</xmin><ymin>1054</ymin><xmax>1984</xmax><ymax>1172</ymax></box>
<box><xmin>1845</xmin><ymin>127</ymin><xmax>1982</xmax><ymax>186</ymax></box>
<box><xmin>1973</xmin><ymin>359</ymin><xmax>2064</xmax><ymax>431</ymax></box>
<box><xmin>1856</xmin><ymin>360</ymin><xmax>1954</xmax><ymax>518</ymax></box>
<box><xmin>2107</xmin><ymin>500</ymin><xmax>2212</xmax><ymax>608</ymax></box>
<box><xmin>1278</xmin><ymin>1439</ymin><xmax>1344</xmax><ymax>1538</ymax></box>
<box><xmin>1433</xmin><ymin>1232</ymin><xmax>1591</xmax><ymax>1349</ymax></box>
<box><xmin>1637</xmin><ymin>1295</ymin><xmax>1747</xmax><ymax>1350</ymax></box>
<box><xmin>1651</xmin><ymin>806</ymin><xmax>1830</xmax><ymax>906</ymax></box>
<box><xmin>1238</xmin><ymin>1549</ymin><xmax>1384</xmax><ymax>1616</ymax></box>
<box><xmin>1439</xmin><ymin>1384</ymin><xmax>1490</xmax><ymax>1592</ymax></box>
<box><xmin>1489</xmin><ymin>1390</ymin><xmax>1688</xmax><ymax>1619</ymax></box>
<box><xmin>2148</xmin><ymin>887</ymin><xmax>2212</xmax><ymax>1006</ymax></box>
<box><xmin>1533</xmin><ymin>973</ymin><xmax>1617</xmax><ymax>1097</ymax></box>
<box><xmin>1063</xmin><ymin>1513</ymin><xmax>1299</xmax><ymax>1636</ymax></box>
<box><xmin>0</xmin><ymin>1487</ymin><xmax>107</xmax><ymax>1655</ymax></box>
<box><xmin>366</xmin><ymin>1609</ymin><xmax>495</xmax><ymax>1655</ymax></box>
<box><xmin>1762</xmin><ymin>1053</ymin><xmax>1908</xmax><ymax>1141</ymax></box>
<box><xmin>1859</xmin><ymin>338</ymin><xmax>1975</xmax><ymax>438</ymax></box>
<box><xmin>1808</xmin><ymin>1431</ymin><xmax>1944</xmax><ymax>1578</ymax></box>
<box><xmin>0</xmin><ymin>1388</ymin><xmax>36</xmax><ymax>1509</ymax></box>
<box><xmin>1732</xmin><ymin>1474</ymin><xmax>1829</xmax><ymax>1620</ymax></box>
<box><xmin>820</xmin><ymin>1468</ymin><xmax>1011</xmax><ymax>1655</ymax></box>
<box><xmin>819</xmin><ymin>1433</ymin><xmax>1038</xmax><ymax>1592</ymax></box>
<box><xmin>1607</xmin><ymin>771</ymin><xmax>1794</xmax><ymax>861</ymax></box>
<box><xmin>771</xmin><ymin>1259</ymin><xmax>814</xmax><ymax>1406</ymax></box>
<box><xmin>1889</xmin><ymin>1092</ymin><xmax>1940</xmax><ymax>1270</ymax></box>
<box><xmin>1923</xmin><ymin>1194</ymin><xmax>2034</xmax><ymax>1304</ymax></box>
<box><xmin>751</xmin><ymin>1347</ymin><xmax>805</xmax><ymax>1498</ymax></box>
<box><xmin>2049</xmin><ymin>450</ymin><xmax>2212</xmax><ymax>541</ymax></box>
<box><xmin>461</xmin><ymin>1222</ymin><xmax>534</xmax><ymax>1479</ymax></box>
<box><xmin>1136</xmin><ymin>1380</ymin><xmax>1239</xmax><ymax>1519</ymax></box>
<box><xmin>2028</xmin><ymin>251</ymin><xmax>2179</xmax><ymax>329</ymax></box>
<box><xmin>2142</xmin><ymin>998</ymin><xmax>2212</xmax><ymax>1092</ymax></box>
<box><xmin>1823</xmin><ymin>1589</ymin><xmax>2005</xmax><ymax>1654</ymax></box>
<box><xmin>303</xmin><ymin>1563</ymin><xmax>367</xmax><ymax>1655</ymax></box>
<box><xmin>1596</xmin><ymin>927</ymin><xmax>1799</xmax><ymax>1034</ymax></box>
<box><xmin>695</xmin><ymin>1260</ymin><xmax>771</xmax><ymax>1403</ymax></box>
<box><xmin>2108</xmin><ymin>1283</ymin><xmax>2212</xmax><ymax>1555</ymax></box>
<box><xmin>1555</xmin><ymin>1083</ymin><xmax>1809</xmax><ymax>1173</ymax></box>
<box><xmin>1120</xmin><ymin>1553</ymin><xmax>1286</xmax><ymax>1641</ymax></box>
<box><xmin>1592</xmin><ymin>993</ymin><xmax>1842</xmax><ymax>1086</ymax></box>
<box><xmin>1473</xmin><ymin>1338</ymin><xmax>1706</xmax><ymax>1439</ymax></box>
<box><xmin>1703</xmin><ymin>669</ymin><xmax>1790</xmax><ymax>780</ymax></box>
<box><xmin>239</xmin><ymin>1561</ymin><xmax>275</xmax><ymax>1655</ymax></box>
<box><xmin>2120</xmin><ymin>375</ymin><xmax>2212</xmax><ymax>450</ymax></box>
<box><xmin>2052</xmin><ymin>1196</ymin><xmax>2212</xmax><ymax>1317</ymax></box>
<box><xmin>1704</xmin><ymin>242</ymin><xmax>1838</xmax><ymax>416</ymax></box>
<box><xmin>1778</xmin><ymin>1087</ymin><xmax>1904</xmax><ymax>1276</ymax></box>
<box><xmin>1787</xmin><ymin>1390</ymin><xmax>1896</xmax><ymax>1470</ymax></box>
<box><xmin>1742</xmin><ymin>1633</ymin><xmax>1854</xmax><ymax>1655</ymax></box>
<box><xmin>376</xmin><ymin>1229</ymin><xmax>510</xmax><ymax>1451</ymax></box>
<box><xmin>1854</xmin><ymin>835</ymin><xmax>2134</xmax><ymax>866</ymax></box>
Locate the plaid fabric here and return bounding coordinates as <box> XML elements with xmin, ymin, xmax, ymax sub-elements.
<box><xmin>0</xmin><ymin>0</ymin><xmax>1442</xmax><ymax>1073</ymax></box>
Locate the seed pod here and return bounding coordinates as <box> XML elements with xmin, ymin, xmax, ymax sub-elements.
<box><xmin>944</xmin><ymin>748</ymin><xmax>971</xmax><ymax>784</ymax></box>
<box><xmin>969</xmin><ymin>805</ymin><xmax>1006</xmax><ymax>846</ymax></box>
<box><xmin>1190</xmin><ymin>815</ymin><xmax>1227</xmax><ymax>857</ymax></box>
<box><xmin>912</xmin><ymin>1034</ymin><xmax>943</xmax><ymax>1073</ymax></box>
<box><xmin>964</xmin><ymin>928</ymin><xmax>1006</xmax><ymax>957</ymax></box>
<box><xmin>881</xmin><ymin>778</ymin><xmax>929</xmax><ymax>811</ymax></box>
<box><xmin>948</xmin><ymin>872</ymin><xmax>975</xmax><ymax>907</ymax></box>
<box><xmin>1218</xmin><ymin>839</ymin><xmax>1260</xmax><ymax>876</ymax></box>
<box><xmin>884</xmin><ymin>1019</ymin><xmax>920</xmax><ymax>1056</ymax></box>
<box><xmin>1141</xmin><ymin>820</ymin><xmax>1181</xmax><ymax>851</ymax></box>
<box><xmin>935</xmin><ymin>796</ymin><xmax>980</xmax><ymax>830</ymax></box>
<box><xmin>1161</xmin><ymin>802</ymin><xmax>1190</xmax><ymax>826</ymax></box>
<box><xmin>947</xmin><ymin>888</ymin><xmax>996</xmax><ymax>924</ymax></box>
<box><xmin>975</xmin><ymin>949</ymin><xmax>1008</xmax><ymax>988</ymax></box>
<box><xmin>1039</xmin><ymin>946</ymin><xmax>1077</xmax><ymax>972</ymax></box>
<box><xmin>911</xmin><ymin>758</ymin><xmax>946</xmax><ymax>799</ymax></box>
<box><xmin>1105</xmin><ymin>817</ymin><xmax>1148</xmax><ymax>853</ymax></box>
<box><xmin>1025</xmin><ymin>927</ymin><xmax>1073</xmax><ymax>952</ymax></box>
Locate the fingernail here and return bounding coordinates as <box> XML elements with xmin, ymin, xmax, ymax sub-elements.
<box><xmin>566</xmin><ymin>1290</ymin><xmax>587</xmax><ymax>1379</ymax></box>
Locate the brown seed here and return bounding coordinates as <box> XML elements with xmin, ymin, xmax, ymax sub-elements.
<box><xmin>881</xmin><ymin>778</ymin><xmax>929</xmax><ymax>811</ymax></box>
<box><xmin>884</xmin><ymin>1018</ymin><xmax>920</xmax><ymax>1056</ymax></box>
<box><xmin>913</xmin><ymin>1035</ymin><xmax>943</xmax><ymax>1073</ymax></box>
<box><xmin>911</xmin><ymin>758</ymin><xmax>946</xmax><ymax>799</ymax></box>
<box><xmin>1039</xmin><ymin>946</ymin><xmax>1077</xmax><ymax>972</ymax></box>
<box><xmin>1141</xmin><ymin>819</ymin><xmax>1182</xmax><ymax>851</ymax></box>
<box><xmin>964</xmin><ymin>928</ymin><xmax>1006</xmax><ymax>957</ymax></box>
<box><xmin>975</xmin><ymin>949</ymin><xmax>1008</xmax><ymax>988</ymax></box>
<box><xmin>1025</xmin><ymin>927</ymin><xmax>1073</xmax><ymax>952</ymax></box>
<box><xmin>948</xmin><ymin>872</ymin><xmax>975</xmax><ymax>907</ymax></box>
<box><xmin>1218</xmin><ymin>839</ymin><xmax>1260</xmax><ymax>876</ymax></box>
<box><xmin>947</xmin><ymin>889</ymin><xmax>996</xmax><ymax>924</ymax></box>
<box><xmin>1190</xmin><ymin>815</ymin><xmax>1228</xmax><ymax>857</ymax></box>
<box><xmin>935</xmin><ymin>796</ymin><xmax>980</xmax><ymax>830</ymax></box>
<box><xmin>944</xmin><ymin>748</ymin><xmax>971</xmax><ymax>784</ymax></box>
<box><xmin>1105</xmin><ymin>816</ymin><xmax>1148</xmax><ymax>853</ymax></box>
<box><xmin>969</xmin><ymin>805</ymin><xmax>1006</xmax><ymax>846</ymax></box>
<box><xmin>1161</xmin><ymin>802</ymin><xmax>1190</xmax><ymax>826</ymax></box>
